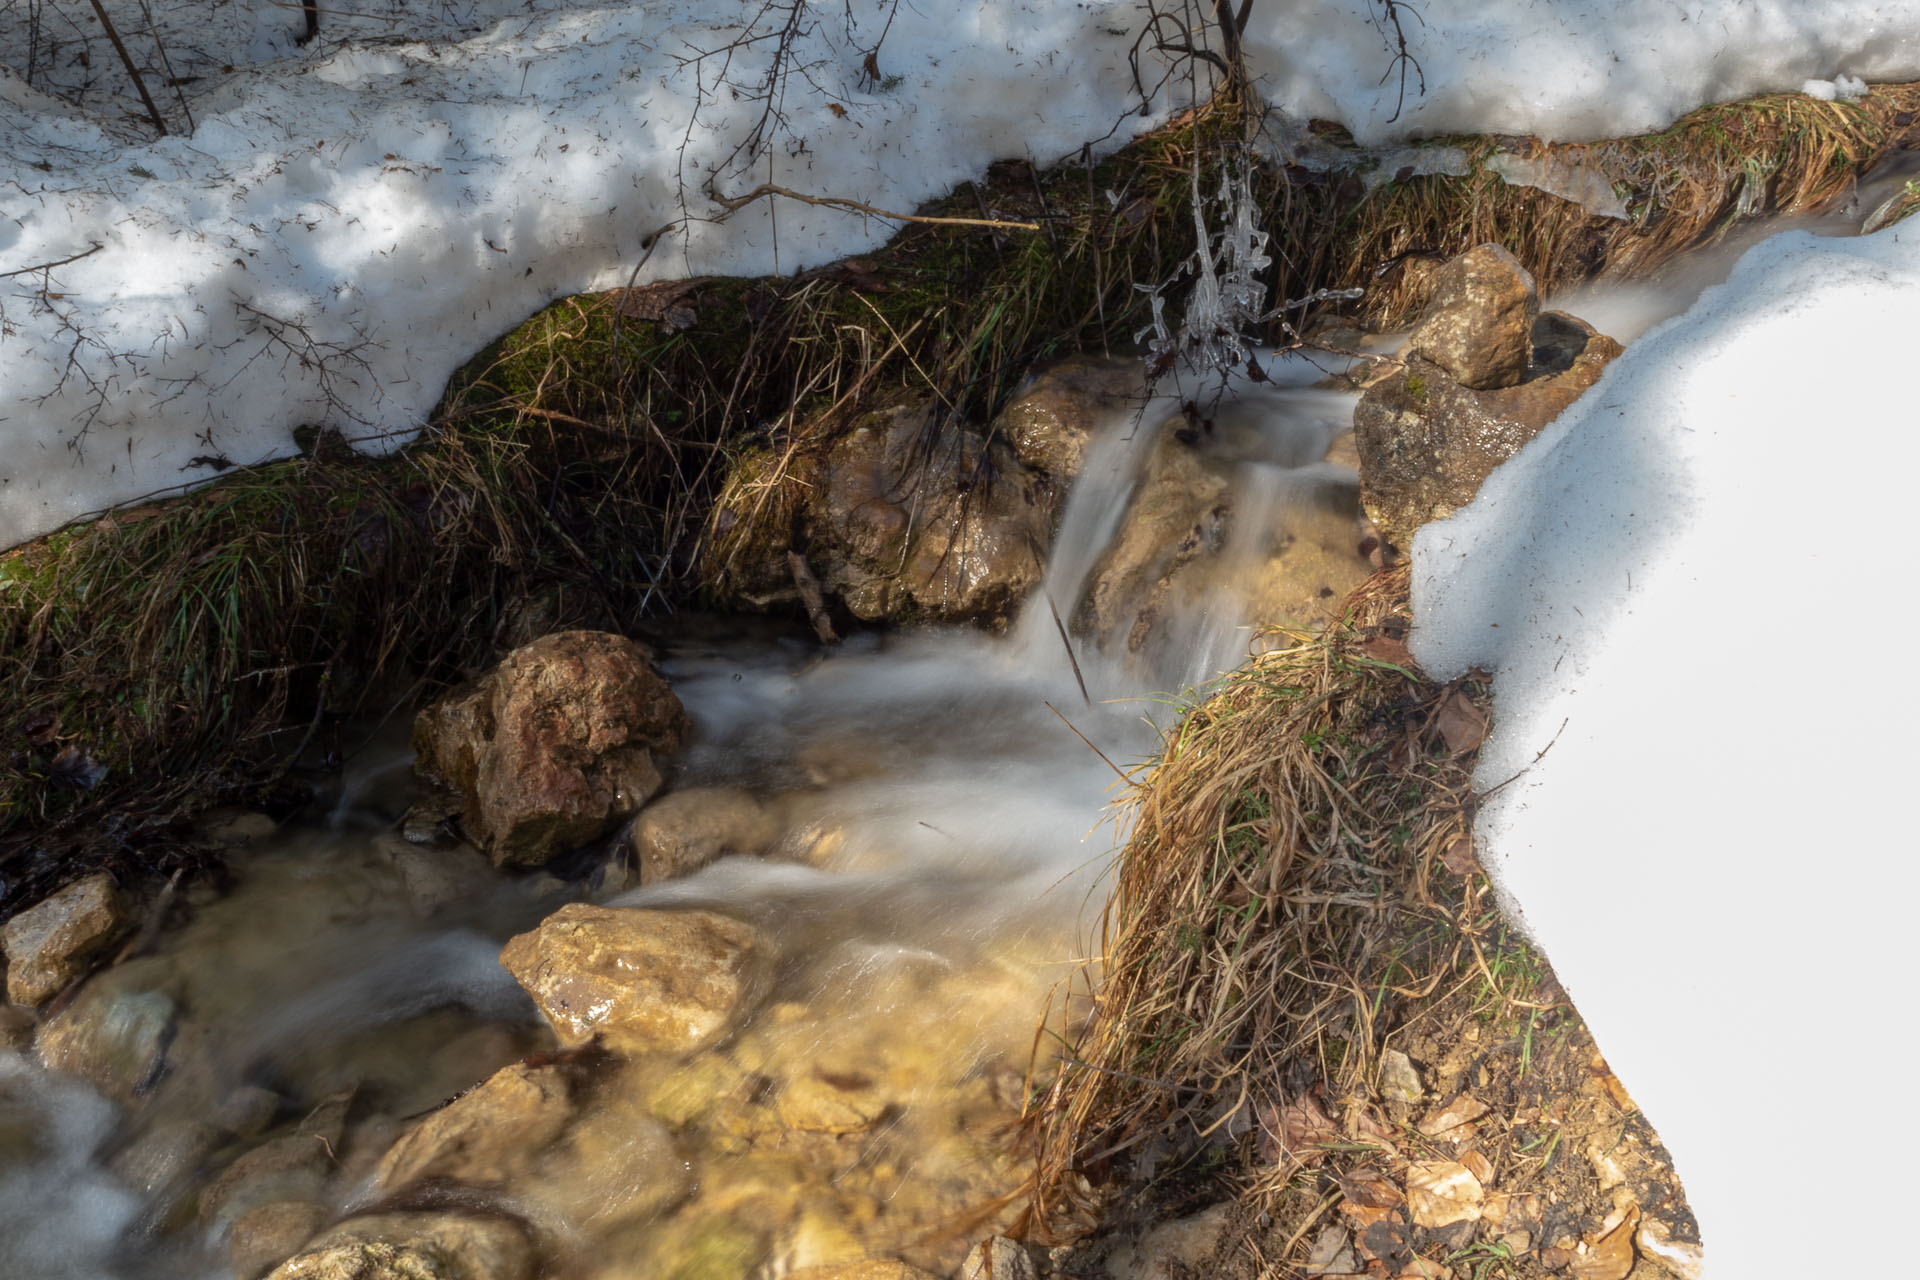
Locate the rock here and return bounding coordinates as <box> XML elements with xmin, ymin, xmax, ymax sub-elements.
<box><xmin>1408</xmin><ymin>243</ymin><xmax>1538</xmax><ymax>390</ymax></box>
<box><xmin>0</xmin><ymin>1003</ymin><xmax>35</xmax><ymax>1052</ymax></box>
<box><xmin>1355</xmin><ymin>310</ymin><xmax>1622</xmax><ymax>550</ymax></box>
<box><xmin>3</xmin><ymin>872</ymin><xmax>130</xmax><ymax>1007</ymax></box>
<box><xmin>776</xmin><ymin>1070</ymin><xmax>890</xmax><ymax>1135</ymax></box>
<box><xmin>801</xmin><ymin>403</ymin><xmax>1058</xmax><ymax>627</ymax></box>
<box><xmin>1379</xmin><ymin>1048</ymin><xmax>1424</xmax><ymax>1104</ymax></box>
<box><xmin>1102</xmin><ymin>1203</ymin><xmax>1233</xmax><ymax>1280</ymax></box>
<box><xmin>110</xmin><ymin>1119</ymin><xmax>223</xmax><ymax>1194</ymax></box>
<box><xmin>35</xmin><ymin>959</ymin><xmax>176</xmax><ymax>1100</ymax></box>
<box><xmin>412</xmin><ymin>631</ymin><xmax>691</xmax><ymax>867</ymax></box>
<box><xmin>215</xmin><ymin>1085</ymin><xmax>286</xmax><ymax>1138</ymax></box>
<box><xmin>199</xmin><ymin>1092</ymin><xmax>351</xmax><ymax>1235</ymax></box>
<box><xmin>376</xmin><ymin>835</ymin><xmax>495</xmax><ymax>915</ymax></box>
<box><xmin>629</xmin><ymin>788</ymin><xmax>781</xmax><ymax>885</ymax></box>
<box><xmin>1073</xmin><ymin>427</ymin><xmax>1230</xmax><ymax>650</ymax></box>
<box><xmin>231</xmin><ymin>1201</ymin><xmax>332</xmax><ymax>1280</ymax></box>
<box><xmin>996</xmin><ymin>355</ymin><xmax>1140</xmax><ymax>480</ymax></box>
<box><xmin>202</xmin><ymin>810</ymin><xmax>281</xmax><ymax>845</ymax></box>
<box><xmin>959</xmin><ymin>1237</ymin><xmax>1038</xmax><ymax>1280</ymax></box>
<box><xmin>375</xmin><ymin>1061</ymin><xmax>576</xmax><ymax>1193</ymax></box>
<box><xmin>788</xmin><ymin>1264</ymin><xmax>938</xmax><ymax>1280</ymax></box>
<box><xmin>499</xmin><ymin>905</ymin><xmax>770</xmax><ymax>1053</ymax></box>
<box><xmin>263</xmin><ymin>1212</ymin><xmax>536</xmax><ymax>1280</ymax></box>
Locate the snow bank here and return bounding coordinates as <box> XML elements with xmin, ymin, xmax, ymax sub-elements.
<box><xmin>5</xmin><ymin>0</ymin><xmax>1919</xmax><ymax>549</ymax></box>
<box><xmin>1246</xmin><ymin>0</ymin><xmax>1920</xmax><ymax>146</ymax></box>
<box><xmin>1410</xmin><ymin>223</ymin><xmax>1920</xmax><ymax>1276</ymax></box>
<box><xmin>0</xmin><ymin>0</ymin><xmax>1157</xmax><ymax>548</ymax></box>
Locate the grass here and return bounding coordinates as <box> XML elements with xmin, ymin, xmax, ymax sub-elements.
<box><xmin>1017</xmin><ymin>564</ymin><xmax>1520</xmax><ymax>1237</ymax></box>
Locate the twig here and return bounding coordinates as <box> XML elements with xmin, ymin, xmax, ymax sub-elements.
<box><xmin>710</xmin><ymin>181</ymin><xmax>1041</xmax><ymax>232</ymax></box>
<box><xmin>262</xmin><ymin>0</ymin><xmax>407</xmax><ymax>23</ymax></box>
<box><xmin>86</xmin><ymin>0</ymin><xmax>167</xmax><ymax>136</ymax></box>
<box><xmin>1</xmin><ymin>242</ymin><xmax>105</xmax><ymax>280</ymax></box>
<box><xmin>1044</xmin><ymin>590</ymin><xmax>1091</xmax><ymax>707</ymax></box>
<box><xmin>786</xmin><ymin>550</ymin><xmax>839</xmax><ymax>645</ymax></box>
<box><xmin>1044</xmin><ymin>700</ymin><xmax>1137</xmax><ymax>787</ymax></box>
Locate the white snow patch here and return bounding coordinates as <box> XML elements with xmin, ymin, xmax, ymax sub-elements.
<box><xmin>1410</xmin><ymin>223</ymin><xmax>1920</xmax><ymax>1277</ymax></box>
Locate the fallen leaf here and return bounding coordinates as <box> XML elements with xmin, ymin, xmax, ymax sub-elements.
<box><xmin>1339</xmin><ymin>1167</ymin><xmax>1406</xmax><ymax>1228</ymax></box>
<box><xmin>1362</xmin><ymin>634</ymin><xmax>1419</xmax><ymax>672</ymax></box>
<box><xmin>1460</xmin><ymin>1149</ymin><xmax>1495</xmax><ymax>1185</ymax></box>
<box><xmin>1440</xmin><ymin>834</ymin><xmax>1478</xmax><ymax>876</ymax></box>
<box><xmin>1405</xmin><ymin>1160</ymin><xmax>1484</xmax><ymax>1228</ymax></box>
<box><xmin>1418</xmin><ymin>1095</ymin><xmax>1490</xmax><ymax>1139</ymax></box>
<box><xmin>1572</xmin><ymin>1203</ymin><xmax>1639</xmax><ymax>1280</ymax></box>
<box><xmin>49</xmin><ymin>744</ymin><xmax>108</xmax><ymax>789</ymax></box>
<box><xmin>1589</xmin><ymin>1054</ymin><xmax>1637</xmax><ymax>1111</ymax></box>
<box><xmin>1434</xmin><ymin>690</ymin><xmax>1489</xmax><ymax>754</ymax></box>
<box><xmin>1259</xmin><ymin>1090</ymin><xmax>1341</xmax><ymax>1168</ymax></box>
<box><xmin>1359</xmin><ymin>1218</ymin><xmax>1414</xmax><ymax>1269</ymax></box>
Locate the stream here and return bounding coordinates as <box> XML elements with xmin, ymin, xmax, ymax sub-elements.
<box><xmin>2</xmin><ymin>364</ymin><xmax>1368</xmax><ymax>1280</ymax></box>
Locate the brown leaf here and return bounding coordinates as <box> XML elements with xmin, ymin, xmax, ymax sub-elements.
<box><xmin>1340</xmin><ymin>1168</ymin><xmax>1407</xmax><ymax>1228</ymax></box>
<box><xmin>1434</xmin><ymin>690</ymin><xmax>1489</xmax><ymax>754</ymax></box>
<box><xmin>1362</xmin><ymin>634</ymin><xmax>1419</xmax><ymax>672</ymax></box>
<box><xmin>1418</xmin><ymin>1095</ymin><xmax>1490</xmax><ymax>1140</ymax></box>
<box><xmin>1440</xmin><ymin>834</ymin><xmax>1478</xmax><ymax>876</ymax></box>
<box><xmin>1406</xmin><ymin>1160</ymin><xmax>1484</xmax><ymax>1229</ymax></box>
<box><xmin>1258</xmin><ymin>1090</ymin><xmax>1341</xmax><ymax>1168</ymax></box>
<box><xmin>1572</xmin><ymin>1203</ymin><xmax>1639</xmax><ymax>1280</ymax></box>
<box><xmin>1460</xmin><ymin>1149</ymin><xmax>1495</xmax><ymax>1185</ymax></box>
<box><xmin>1589</xmin><ymin>1054</ymin><xmax>1637</xmax><ymax>1111</ymax></box>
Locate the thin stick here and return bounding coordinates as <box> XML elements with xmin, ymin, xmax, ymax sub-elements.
<box><xmin>87</xmin><ymin>0</ymin><xmax>167</xmax><ymax>136</ymax></box>
<box><xmin>1044</xmin><ymin>700</ymin><xmax>1136</xmax><ymax>787</ymax></box>
<box><xmin>711</xmin><ymin>181</ymin><xmax>1041</xmax><ymax>232</ymax></box>
<box><xmin>786</xmin><ymin>551</ymin><xmax>839</xmax><ymax>645</ymax></box>
<box><xmin>1045</xmin><ymin>590</ymin><xmax>1091</xmax><ymax>707</ymax></box>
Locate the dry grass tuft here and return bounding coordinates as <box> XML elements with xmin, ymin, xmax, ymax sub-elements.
<box><xmin>1018</xmin><ymin>564</ymin><xmax>1498</xmax><ymax>1240</ymax></box>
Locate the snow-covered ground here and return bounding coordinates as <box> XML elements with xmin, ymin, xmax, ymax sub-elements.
<box><xmin>1410</xmin><ymin>223</ymin><xmax>1920</xmax><ymax>1279</ymax></box>
<box><xmin>8</xmin><ymin>2</ymin><xmax>1920</xmax><ymax>1273</ymax></box>
<box><xmin>5</xmin><ymin>0</ymin><xmax>1920</xmax><ymax>547</ymax></box>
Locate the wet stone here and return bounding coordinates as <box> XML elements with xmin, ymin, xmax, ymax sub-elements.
<box><xmin>1408</xmin><ymin>243</ymin><xmax>1538</xmax><ymax>390</ymax></box>
<box><xmin>3</xmin><ymin>872</ymin><xmax>130</xmax><ymax>1007</ymax></box>
<box><xmin>35</xmin><ymin>959</ymin><xmax>176</xmax><ymax>1101</ymax></box>
<box><xmin>230</xmin><ymin>1200</ymin><xmax>331</xmax><ymax>1280</ymax></box>
<box><xmin>629</xmin><ymin>787</ymin><xmax>781</xmax><ymax>885</ymax></box>
<box><xmin>499</xmin><ymin>904</ymin><xmax>770</xmax><ymax>1054</ymax></box>
<box><xmin>264</xmin><ymin>1211</ymin><xmax>536</xmax><ymax>1280</ymax></box>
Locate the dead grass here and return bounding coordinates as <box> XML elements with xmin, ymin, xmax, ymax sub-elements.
<box><xmin>1017</xmin><ymin>564</ymin><xmax>1498</xmax><ymax>1239</ymax></box>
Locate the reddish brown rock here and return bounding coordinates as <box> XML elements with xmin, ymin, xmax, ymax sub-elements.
<box><xmin>413</xmin><ymin>631</ymin><xmax>690</xmax><ymax>867</ymax></box>
<box><xmin>1408</xmin><ymin>243</ymin><xmax>1539</xmax><ymax>390</ymax></box>
<box><xmin>2</xmin><ymin>872</ymin><xmax>129</xmax><ymax>1007</ymax></box>
<box><xmin>499</xmin><ymin>904</ymin><xmax>769</xmax><ymax>1053</ymax></box>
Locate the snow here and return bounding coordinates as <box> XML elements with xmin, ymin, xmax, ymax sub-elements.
<box><xmin>7</xmin><ymin>3</ymin><xmax>1920</xmax><ymax>1270</ymax></box>
<box><xmin>5</xmin><ymin>0</ymin><xmax>1920</xmax><ymax>548</ymax></box>
<box><xmin>1410</xmin><ymin>223</ymin><xmax>1920</xmax><ymax>1278</ymax></box>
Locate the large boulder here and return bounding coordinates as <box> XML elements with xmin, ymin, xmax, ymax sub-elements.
<box><xmin>3</xmin><ymin>871</ymin><xmax>129</xmax><ymax>1007</ymax></box>
<box><xmin>1356</xmin><ymin>310</ymin><xmax>1623</xmax><ymax>551</ymax></box>
<box><xmin>413</xmin><ymin>631</ymin><xmax>691</xmax><ymax>867</ymax></box>
<box><xmin>1407</xmin><ymin>243</ymin><xmax>1538</xmax><ymax>390</ymax></box>
<box><xmin>499</xmin><ymin>905</ymin><xmax>770</xmax><ymax>1054</ymax></box>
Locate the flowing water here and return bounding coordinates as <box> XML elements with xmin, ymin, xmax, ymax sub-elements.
<box><xmin>0</xmin><ymin>358</ymin><xmax>1375</xmax><ymax>1280</ymax></box>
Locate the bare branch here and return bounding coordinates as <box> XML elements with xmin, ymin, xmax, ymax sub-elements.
<box><xmin>709</xmin><ymin>181</ymin><xmax>1041</xmax><ymax>232</ymax></box>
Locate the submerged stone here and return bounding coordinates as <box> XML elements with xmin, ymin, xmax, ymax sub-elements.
<box><xmin>35</xmin><ymin>958</ymin><xmax>176</xmax><ymax>1101</ymax></box>
<box><xmin>499</xmin><ymin>904</ymin><xmax>770</xmax><ymax>1054</ymax></box>
<box><xmin>629</xmin><ymin>787</ymin><xmax>781</xmax><ymax>885</ymax></box>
